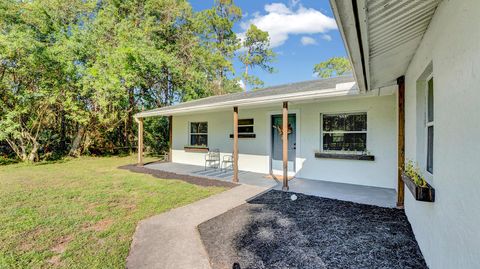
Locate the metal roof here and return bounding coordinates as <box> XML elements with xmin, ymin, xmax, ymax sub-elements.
<box><xmin>331</xmin><ymin>0</ymin><xmax>441</xmax><ymax>91</ymax></box>
<box><xmin>135</xmin><ymin>76</ymin><xmax>356</xmax><ymax>117</ymax></box>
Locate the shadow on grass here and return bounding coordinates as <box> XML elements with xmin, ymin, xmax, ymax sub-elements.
<box><xmin>118</xmin><ymin>163</ymin><xmax>238</xmax><ymax>188</ymax></box>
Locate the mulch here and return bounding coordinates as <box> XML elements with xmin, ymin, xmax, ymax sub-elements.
<box><xmin>119</xmin><ymin>162</ymin><xmax>238</xmax><ymax>188</ymax></box>
<box><xmin>199</xmin><ymin>190</ymin><xmax>428</xmax><ymax>269</ymax></box>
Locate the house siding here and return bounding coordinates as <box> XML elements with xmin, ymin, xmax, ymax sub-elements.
<box><xmin>171</xmin><ymin>94</ymin><xmax>397</xmax><ymax>189</ymax></box>
<box><xmin>404</xmin><ymin>0</ymin><xmax>480</xmax><ymax>268</ymax></box>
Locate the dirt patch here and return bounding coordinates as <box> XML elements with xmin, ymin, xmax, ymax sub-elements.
<box><xmin>119</xmin><ymin>163</ymin><xmax>238</xmax><ymax>188</ymax></box>
<box><xmin>82</xmin><ymin>218</ymin><xmax>114</xmax><ymax>232</ymax></box>
<box><xmin>48</xmin><ymin>254</ymin><xmax>62</xmax><ymax>266</ymax></box>
<box><xmin>51</xmin><ymin>235</ymin><xmax>73</xmax><ymax>254</ymax></box>
<box><xmin>18</xmin><ymin>228</ymin><xmax>44</xmax><ymax>251</ymax></box>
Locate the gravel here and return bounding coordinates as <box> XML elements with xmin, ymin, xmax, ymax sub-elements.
<box><xmin>198</xmin><ymin>190</ymin><xmax>427</xmax><ymax>269</ymax></box>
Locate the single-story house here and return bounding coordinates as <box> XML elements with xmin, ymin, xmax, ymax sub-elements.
<box><xmin>135</xmin><ymin>0</ymin><xmax>480</xmax><ymax>268</ymax></box>
<box><xmin>136</xmin><ymin>76</ymin><xmax>398</xmax><ymax>189</ymax></box>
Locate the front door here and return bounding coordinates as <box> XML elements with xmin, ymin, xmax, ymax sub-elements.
<box><xmin>271</xmin><ymin>114</ymin><xmax>296</xmax><ymax>175</ymax></box>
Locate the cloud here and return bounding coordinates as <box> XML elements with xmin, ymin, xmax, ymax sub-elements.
<box><xmin>300</xmin><ymin>36</ymin><xmax>317</xmax><ymax>46</ymax></box>
<box><xmin>321</xmin><ymin>34</ymin><xmax>332</xmax><ymax>41</ymax></box>
<box><xmin>265</xmin><ymin>3</ymin><xmax>292</xmax><ymax>14</ymax></box>
<box><xmin>239</xmin><ymin>3</ymin><xmax>337</xmax><ymax>48</ymax></box>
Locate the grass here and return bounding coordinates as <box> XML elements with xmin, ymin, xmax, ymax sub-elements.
<box><xmin>0</xmin><ymin>156</ymin><xmax>226</xmax><ymax>268</ymax></box>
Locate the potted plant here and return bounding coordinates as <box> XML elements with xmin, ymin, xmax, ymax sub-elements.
<box><xmin>402</xmin><ymin>160</ymin><xmax>435</xmax><ymax>202</ymax></box>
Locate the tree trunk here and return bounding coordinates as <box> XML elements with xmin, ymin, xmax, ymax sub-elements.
<box><xmin>27</xmin><ymin>142</ymin><xmax>39</xmax><ymax>162</ymax></box>
<box><xmin>59</xmin><ymin>113</ymin><xmax>66</xmax><ymax>152</ymax></box>
<box><xmin>69</xmin><ymin>126</ymin><xmax>85</xmax><ymax>157</ymax></box>
<box><xmin>126</xmin><ymin>87</ymin><xmax>135</xmax><ymax>151</ymax></box>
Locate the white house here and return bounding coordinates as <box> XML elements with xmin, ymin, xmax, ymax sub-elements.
<box><xmin>135</xmin><ymin>0</ymin><xmax>480</xmax><ymax>268</ymax></box>
<box><xmin>136</xmin><ymin>76</ymin><xmax>398</xmax><ymax>190</ymax></box>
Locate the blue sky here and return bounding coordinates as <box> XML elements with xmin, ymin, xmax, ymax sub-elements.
<box><xmin>190</xmin><ymin>0</ymin><xmax>347</xmax><ymax>88</ymax></box>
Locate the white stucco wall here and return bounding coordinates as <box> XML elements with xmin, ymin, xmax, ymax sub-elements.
<box><xmin>171</xmin><ymin>94</ymin><xmax>397</xmax><ymax>189</ymax></box>
<box><xmin>404</xmin><ymin>0</ymin><xmax>480</xmax><ymax>268</ymax></box>
<box><xmin>296</xmin><ymin>95</ymin><xmax>397</xmax><ymax>188</ymax></box>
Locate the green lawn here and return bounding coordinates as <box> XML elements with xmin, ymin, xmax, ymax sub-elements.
<box><xmin>0</xmin><ymin>156</ymin><xmax>226</xmax><ymax>268</ymax></box>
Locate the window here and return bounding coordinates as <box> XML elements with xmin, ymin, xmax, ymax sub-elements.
<box><xmin>230</xmin><ymin>118</ymin><xmax>255</xmax><ymax>138</ymax></box>
<box><xmin>426</xmin><ymin>77</ymin><xmax>434</xmax><ymax>174</ymax></box>
<box><xmin>238</xmin><ymin>119</ymin><xmax>254</xmax><ymax>134</ymax></box>
<box><xmin>189</xmin><ymin>122</ymin><xmax>208</xmax><ymax>146</ymax></box>
<box><xmin>322</xmin><ymin>113</ymin><xmax>367</xmax><ymax>152</ymax></box>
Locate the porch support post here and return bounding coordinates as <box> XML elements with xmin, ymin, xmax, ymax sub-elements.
<box><xmin>136</xmin><ymin>117</ymin><xmax>144</xmax><ymax>166</ymax></box>
<box><xmin>397</xmin><ymin>76</ymin><xmax>405</xmax><ymax>208</ymax></box>
<box><xmin>168</xmin><ymin>115</ymin><xmax>173</xmax><ymax>162</ymax></box>
<box><xmin>233</xmin><ymin>106</ymin><xmax>239</xmax><ymax>183</ymax></box>
<box><xmin>282</xmin><ymin>101</ymin><xmax>289</xmax><ymax>191</ymax></box>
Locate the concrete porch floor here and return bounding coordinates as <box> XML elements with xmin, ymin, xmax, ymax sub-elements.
<box><xmin>144</xmin><ymin>162</ymin><xmax>397</xmax><ymax>208</ymax></box>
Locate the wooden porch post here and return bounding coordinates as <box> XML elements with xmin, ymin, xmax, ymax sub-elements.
<box><xmin>397</xmin><ymin>76</ymin><xmax>405</xmax><ymax>208</ymax></box>
<box><xmin>168</xmin><ymin>115</ymin><xmax>173</xmax><ymax>162</ymax></box>
<box><xmin>137</xmin><ymin>117</ymin><xmax>144</xmax><ymax>166</ymax></box>
<box><xmin>282</xmin><ymin>101</ymin><xmax>289</xmax><ymax>191</ymax></box>
<box><xmin>233</xmin><ymin>107</ymin><xmax>239</xmax><ymax>183</ymax></box>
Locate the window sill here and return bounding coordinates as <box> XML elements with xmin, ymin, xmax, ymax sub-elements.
<box><xmin>184</xmin><ymin>146</ymin><xmax>209</xmax><ymax>153</ymax></box>
<box><xmin>229</xmin><ymin>134</ymin><xmax>256</xmax><ymax>138</ymax></box>
<box><xmin>314</xmin><ymin>152</ymin><xmax>375</xmax><ymax>161</ymax></box>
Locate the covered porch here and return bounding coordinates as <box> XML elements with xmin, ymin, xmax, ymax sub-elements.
<box><xmin>144</xmin><ymin>162</ymin><xmax>397</xmax><ymax>208</ymax></box>
<box><xmin>133</xmin><ymin>76</ymin><xmax>400</xmax><ymax>209</ymax></box>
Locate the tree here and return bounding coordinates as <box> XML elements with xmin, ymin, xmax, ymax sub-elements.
<box><xmin>198</xmin><ymin>0</ymin><xmax>242</xmax><ymax>94</ymax></box>
<box><xmin>238</xmin><ymin>24</ymin><xmax>276</xmax><ymax>91</ymax></box>
<box><xmin>0</xmin><ymin>0</ymin><xmax>248</xmax><ymax>162</ymax></box>
<box><xmin>314</xmin><ymin>57</ymin><xmax>352</xmax><ymax>78</ymax></box>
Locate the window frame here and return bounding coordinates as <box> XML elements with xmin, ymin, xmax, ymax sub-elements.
<box><xmin>425</xmin><ymin>75</ymin><xmax>434</xmax><ymax>175</ymax></box>
<box><xmin>320</xmin><ymin>112</ymin><xmax>368</xmax><ymax>154</ymax></box>
<box><xmin>188</xmin><ymin>121</ymin><xmax>208</xmax><ymax>147</ymax></box>
<box><xmin>238</xmin><ymin>118</ymin><xmax>254</xmax><ymax>134</ymax></box>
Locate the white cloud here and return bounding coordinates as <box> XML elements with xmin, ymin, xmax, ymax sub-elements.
<box><xmin>239</xmin><ymin>3</ymin><xmax>337</xmax><ymax>48</ymax></box>
<box><xmin>321</xmin><ymin>34</ymin><xmax>332</xmax><ymax>41</ymax></box>
<box><xmin>265</xmin><ymin>3</ymin><xmax>292</xmax><ymax>14</ymax></box>
<box><xmin>300</xmin><ymin>36</ymin><xmax>317</xmax><ymax>46</ymax></box>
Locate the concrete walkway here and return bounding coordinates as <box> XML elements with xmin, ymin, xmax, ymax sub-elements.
<box><xmin>126</xmin><ymin>184</ymin><xmax>269</xmax><ymax>269</ymax></box>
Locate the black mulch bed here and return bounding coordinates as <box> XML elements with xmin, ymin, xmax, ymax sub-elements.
<box><xmin>199</xmin><ymin>190</ymin><xmax>427</xmax><ymax>269</ymax></box>
<box><xmin>119</xmin><ymin>162</ymin><xmax>238</xmax><ymax>188</ymax></box>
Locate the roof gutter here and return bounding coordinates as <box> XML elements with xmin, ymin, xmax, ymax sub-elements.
<box><xmin>329</xmin><ymin>0</ymin><xmax>369</xmax><ymax>92</ymax></box>
<box><xmin>351</xmin><ymin>0</ymin><xmax>369</xmax><ymax>91</ymax></box>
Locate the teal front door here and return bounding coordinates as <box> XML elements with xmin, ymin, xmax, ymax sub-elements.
<box><xmin>271</xmin><ymin>114</ymin><xmax>296</xmax><ymax>174</ymax></box>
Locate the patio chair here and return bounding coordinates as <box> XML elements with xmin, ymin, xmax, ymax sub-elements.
<box><xmin>221</xmin><ymin>155</ymin><xmax>233</xmax><ymax>172</ymax></box>
<box><xmin>205</xmin><ymin>149</ymin><xmax>220</xmax><ymax>170</ymax></box>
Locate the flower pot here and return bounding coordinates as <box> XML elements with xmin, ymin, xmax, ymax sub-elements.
<box><xmin>401</xmin><ymin>172</ymin><xmax>435</xmax><ymax>202</ymax></box>
<box><xmin>184</xmin><ymin>146</ymin><xmax>209</xmax><ymax>153</ymax></box>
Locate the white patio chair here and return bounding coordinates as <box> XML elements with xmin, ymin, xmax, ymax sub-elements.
<box><xmin>205</xmin><ymin>149</ymin><xmax>220</xmax><ymax>170</ymax></box>
<box><xmin>221</xmin><ymin>155</ymin><xmax>233</xmax><ymax>172</ymax></box>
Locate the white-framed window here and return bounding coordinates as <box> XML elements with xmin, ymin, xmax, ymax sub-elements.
<box><xmin>238</xmin><ymin>118</ymin><xmax>254</xmax><ymax>134</ymax></box>
<box><xmin>321</xmin><ymin>112</ymin><xmax>367</xmax><ymax>152</ymax></box>
<box><xmin>189</xmin><ymin>122</ymin><xmax>208</xmax><ymax>146</ymax></box>
<box><xmin>426</xmin><ymin>76</ymin><xmax>434</xmax><ymax>174</ymax></box>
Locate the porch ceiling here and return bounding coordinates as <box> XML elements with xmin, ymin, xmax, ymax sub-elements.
<box><xmin>331</xmin><ymin>0</ymin><xmax>441</xmax><ymax>91</ymax></box>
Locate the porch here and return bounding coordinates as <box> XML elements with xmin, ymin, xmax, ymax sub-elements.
<box><xmin>144</xmin><ymin>162</ymin><xmax>397</xmax><ymax>208</ymax></box>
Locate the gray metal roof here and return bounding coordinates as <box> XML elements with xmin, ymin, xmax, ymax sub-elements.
<box><xmin>136</xmin><ymin>76</ymin><xmax>356</xmax><ymax>117</ymax></box>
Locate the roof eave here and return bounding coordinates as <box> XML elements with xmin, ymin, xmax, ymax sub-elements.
<box><xmin>330</xmin><ymin>0</ymin><xmax>369</xmax><ymax>92</ymax></box>
<box><xmin>134</xmin><ymin>83</ymin><xmax>358</xmax><ymax>118</ymax></box>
